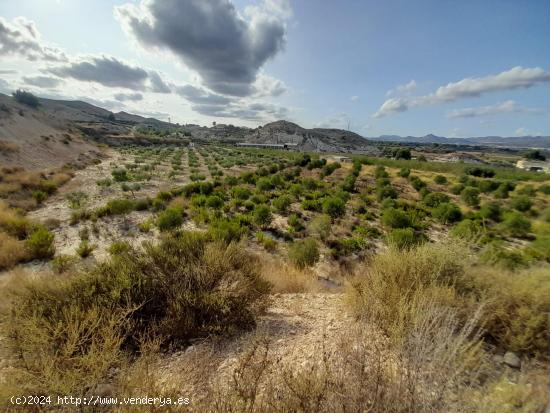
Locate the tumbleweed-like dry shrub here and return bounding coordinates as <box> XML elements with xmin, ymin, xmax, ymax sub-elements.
<box><xmin>0</xmin><ymin>231</ymin><xmax>270</xmax><ymax>406</ymax></box>
<box><xmin>200</xmin><ymin>313</ymin><xmax>485</xmax><ymax>413</ymax></box>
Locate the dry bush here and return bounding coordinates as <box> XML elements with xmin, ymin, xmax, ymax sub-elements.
<box><xmin>259</xmin><ymin>256</ymin><xmax>320</xmax><ymax>293</ymax></box>
<box><xmin>346</xmin><ymin>242</ymin><xmax>470</xmax><ymax>342</ymax></box>
<box><xmin>200</xmin><ymin>310</ymin><xmax>485</xmax><ymax>413</ymax></box>
<box><xmin>462</xmin><ymin>368</ymin><xmax>550</xmax><ymax>413</ymax></box>
<box><xmin>462</xmin><ymin>265</ymin><xmax>550</xmax><ymax>356</ymax></box>
<box><xmin>347</xmin><ymin>242</ymin><xmax>550</xmax><ymax>357</ymax></box>
<box><xmin>0</xmin><ymin>140</ymin><xmax>19</xmax><ymax>153</ymax></box>
<box><xmin>0</xmin><ymin>232</ymin><xmax>28</xmax><ymax>270</ymax></box>
<box><xmin>0</xmin><ymin>201</ymin><xmax>31</xmax><ymax>238</ymax></box>
<box><xmin>50</xmin><ymin>172</ymin><xmax>72</xmax><ymax>186</ymax></box>
<box><xmin>114</xmin><ymin>338</ymin><xmax>188</xmax><ymax>413</ymax></box>
<box><xmin>0</xmin><ymin>231</ymin><xmax>270</xmax><ymax>404</ymax></box>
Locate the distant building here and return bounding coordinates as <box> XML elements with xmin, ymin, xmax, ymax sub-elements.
<box><xmin>236</xmin><ymin>142</ymin><xmax>298</xmax><ymax>150</ymax></box>
<box><xmin>516</xmin><ymin>160</ymin><xmax>550</xmax><ymax>172</ymax></box>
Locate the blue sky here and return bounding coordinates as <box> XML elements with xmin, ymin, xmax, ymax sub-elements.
<box><xmin>1</xmin><ymin>0</ymin><xmax>549</xmax><ymax>137</ymax></box>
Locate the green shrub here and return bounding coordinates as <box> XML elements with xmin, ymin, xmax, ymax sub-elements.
<box><xmin>478</xmin><ymin>202</ymin><xmax>502</xmax><ymax>222</ymax></box>
<box><xmin>76</xmin><ymin>240</ymin><xmax>95</xmax><ymax>257</ymax></box>
<box><xmin>308</xmin><ymin>214</ymin><xmax>331</xmax><ymax>240</ymax></box>
<box><xmin>461</xmin><ymin>186</ymin><xmax>480</xmax><ymax>207</ymax></box>
<box><xmin>409</xmin><ymin>176</ymin><xmax>426</xmax><ymax>191</ymax></box>
<box><xmin>450</xmin><ymin>184</ymin><xmax>465</xmax><ymax>195</ymax></box>
<box><xmin>272</xmin><ymin>195</ymin><xmax>292</xmax><ymax>214</ymax></box>
<box><xmin>342</xmin><ymin>175</ymin><xmax>357</xmax><ymax>192</ymax></box>
<box><xmin>12</xmin><ymin>89</ymin><xmax>40</xmax><ymax>108</ymax></box>
<box><xmin>465</xmin><ymin>166</ymin><xmax>495</xmax><ymax>178</ymax></box>
<box><xmin>500</xmin><ymin>211</ymin><xmax>531</xmax><ymax>238</ymax></box>
<box><xmin>321</xmin><ymin>162</ymin><xmax>341</xmax><ymax>177</ymax></box>
<box><xmin>256</xmin><ymin>177</ymin><xmax>273</xmax><ymax>191</ymax></box>
<box><xmin>494</xmin><ymin>182</ymin><xmax>515</xmax><ymax>199</ymax></box>
<box><xmin>517</xmin><ymin>185</ymin><xmax>536</xmax><ymax>196</ymax></box>
<box><xmin>432</xmin><ymin>202</ymin><xmax>462</xmax><ymax>224</ymax></box>
<box><xmin>398</xmin><ymin>168</ymin><xmax>410</xmax><ymax>178</ymax></box>
<box><xmin>374</xmin><ymin>165</ymin><xmax>389</xmax><ymax>179</ymax></box>
<box><xmin>157</xmin><ymin>207</ymin><xmax>183</xmax><ymax>231</ymax></box>
<box><xmin>108</xmin><ymin>241</ymin><xmax>132</xmax><ymax>256</ymax></box>
<box><xmin>209</xmin><ymin>218</ymin><xmax>247</xmax><ymax>243</ymax></box>
<box><xmin>256</xmin><ymin>232</ymin><xmax>277</xmax><ymax>251</ymax></box>
<box><xmin>206</xmin><ymin>195</ymin><xmax>224</xmax><ymax>209</ymax></box>
<box><xmin>538</xmin><ymin>184</ymin><xmax>550</xmax><ymax>195</ymax></box>
<box><xmin>510</xmin><ymin>196</ymin><xmax>533</xmax><ymax>212</ymax></box>
<box><xmin>525</xmin><ymin>235</ymin><xmax>550</xmax><ymax>262</ymax></box>
<box><xmin>301</xmin><ymin>199</ymin><xmax>322</xmax><ymax>212</ymax></box>
<box><xmin>66</xmin><ymin>191</ymin><xmax>88</xmax><ymax>209</ymax></box>
<box><xmin>25</xmin><ymin>227</ymin><xmax>55</xmax><ymax>259</ymax></box>
<box><xmin>232</xmin><ymin>186</ymin><xmax>252</xmax><ymax>200</ymax></box>
<box><xmin>381</xmin><ymin>208</ymin><xmax>411</xmax><ymax>229</ymax></box>
<box><xmin>253</xmin><ymin>204</ymin><xmax>272</xmax><ymax>227</ymax></box>
<box><xmin>540</xmin><ymin>208</ymin><xmax>550</xmax><ymax>223</ymax></box>
<box><xmin>423</xmin><ymin>192</ymin><xmax>450</xmax><ymax>208</ymax></box>
<box><xmin>32</xmin><ymin>190</ymin><xmax>47</xmax><ymax>204</ymax></box>
<box><xmin>376</xmin><ymin>185</ymin><xmax>398</xmax><ymax>201</ymax></box>
<box><xmin>138</xmin><ymin>220</ymin><xmax>153</xmax><ymax>233</ymax></box>
<box><xmin>104</xmin><ymin>198</ymin><xmax>135</xmax><ymax>215</ymax></box>
<box><xmin>386</xmin><ymin>228</ymin><xmax>425</xmax><ymax>249</ymax></box>
<box><xmin>289</xmin><ymin>238</ymin><xmax>320</xmax><ymax>268</ymax></box>
<box><xmin>434</xmin><ymin>175</ymin><xmax>447</xmax><ymax>184</ymax></box>
<box><xmin>111</xmin><ymin>168</ymin><xmax>129</xmax><ymax>182</ymax></box>
<box><xmin>322</xmin><ymin>197</ymin><xmax>346</xmax><ymax>219</ymax></box>
<box><xmin>479</xmin><ymin>241</ymin><xmax>530</xmax><ymax>270</ymax></box>
<box><xmin>51</xmin><ymin>254</ymin><xmax>78</xmax><ymax>274</ymax></box>
<box><xmin>451</xmin><ymin>219</ymin><xmax>484</xmax><ymax>241</ymax></box>
<box><xmin>477</xmin><ymin>179</ymin><xmax>499</xmax><ymax>193</ymax></box>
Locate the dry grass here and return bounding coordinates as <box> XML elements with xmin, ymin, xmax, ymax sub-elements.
<box><xmin>0</xmin><ymin>232</ymin><xmax>28</xmax><ymax>270</ymax></box>
<box><xmin>258</xmin><ymin>255</ymin><xmax>320</xmax><ymax>293</ymax></box>
<box><xmin>347</xmin><ymin>241</ymin><xmax>550</xmax><ymax>356</ymax></box>
<box><xmin>346</xmin><ymin>242</ymin><xmax>470</xmax><ymax>342</ymax></box>
<box><xmin>463</xmin><ymin>265</ymin><xmax>550</xmax><ymax>356</ymax></box>
<box><xmin>199</xmin><ymin>312</ymin><xmax>485</xmax><ymax>413</ymax></box>
<box><xmin>0</xmin><ymin>140</ymin><xmax>19</xmax><ymax>153</ymax></box>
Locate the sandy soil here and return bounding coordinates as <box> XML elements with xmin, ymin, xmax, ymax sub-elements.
<box><xmin>155</xmin><ymin>293</ymin><xmax>356</xmax><ymax>402</ymax></box>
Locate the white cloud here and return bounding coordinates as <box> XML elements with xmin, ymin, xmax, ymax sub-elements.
<box><xmin>350</xmin><ymin>95</ymin><xmax>359</xmax><ymax>102</ymax></box>
<box><xmin>314</xmin><ymin>112</ymin><xmax>350</xmax><ymax>129</ymax></box>
<box><xmin>0</xmin><ymin>17</ymin><xmax>67</xmax><ymax>62</ymax></box>
<box><xmin>515</xmin><ymin>127</ymin><xmax>529</xmax><ymax>136</ymax></box>
<box><xmin>447</xmin><ymin>100</ymin><xmax>550</xmax><ymax>118</ymax></box>
<box><xmin>386</xmin><ymin>80</ymin><xmax>416</xmax><ymax>97</ymax></box>
<box><xmin>375</xmin><ymin>67</ymin><xmax>550</xmax><ymax>117</ymax></box>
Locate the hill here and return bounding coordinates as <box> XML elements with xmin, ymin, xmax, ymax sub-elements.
<box><xmin>239</xmin><ymin>120</ymin><xmax>379</xmax><ymax>154</ymax></box>
<box><xmin>0</xmin><ymin>94</ymin><xmax>101</xmax><ymax>170</ymax></box>
<box><xmin>374</xmin><ymin>133</ymin><xmax>550</xmax><ymax>149</ymax></box>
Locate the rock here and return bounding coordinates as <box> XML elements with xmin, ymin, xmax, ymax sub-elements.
<box><xmin>492</xmin><ymin>354</ymin><xmax>503</xmax><ymax>365</ymax></box>
<box><xmin>503</xmin><ymin>351</ymin><xmax>521</xmax><ymax>369</ymax></box>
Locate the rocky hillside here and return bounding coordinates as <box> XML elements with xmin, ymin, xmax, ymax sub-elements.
<box><xmin>0</xmin><ymin>94</ymin><xmax>101</xmax><ymax>169</ymax></box>
<box><xmin>241</xmin><ymin>120</ymin><xmax>379</xmax><ymax>154</ymax></box>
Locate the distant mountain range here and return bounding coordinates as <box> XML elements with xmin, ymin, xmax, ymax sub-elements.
<box><xmin>372</xmin><ymin>133</ymin><xmax>550</xmax><ymax>149</ymax></box>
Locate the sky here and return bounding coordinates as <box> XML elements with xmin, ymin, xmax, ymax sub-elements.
<box><xmin>1</xmin><ymin>0</ymin><xmax>550</xmax><ymax>137</ymax></box>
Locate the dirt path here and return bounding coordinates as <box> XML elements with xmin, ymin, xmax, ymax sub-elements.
<box><xmin>156</xmin><ymin>293</ymin><xmax>356</xmax><ymax>401</ymax></box>
<box><xmin>28</xmin><ymin>149</ymin><xmax>123</xmax><ymax>223</ymax></box>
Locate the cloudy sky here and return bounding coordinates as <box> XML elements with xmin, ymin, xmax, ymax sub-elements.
<box><xmin>1</xmin><ymin>0</ymin><xmax>549</xmax><ymax>137</ymax></box>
